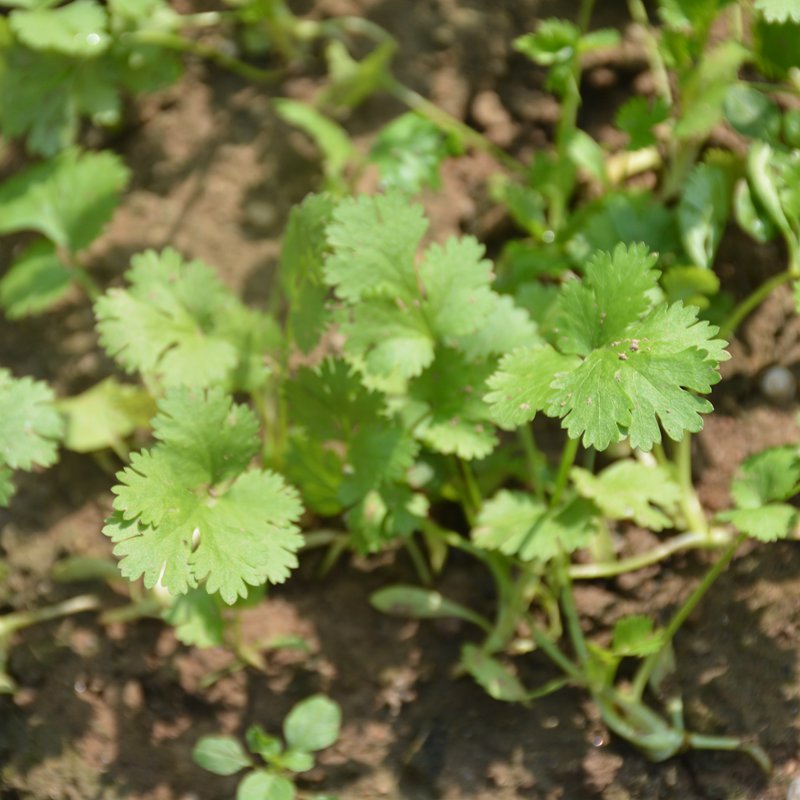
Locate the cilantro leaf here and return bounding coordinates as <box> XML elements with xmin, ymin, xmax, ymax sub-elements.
<box><xmin>0</xmin><ymin>240</ymin><xmax>73</xmax><ymax>318</ymax></box>
<box><xmin>0</xmin><ymin>369</ymin><xmax>63</xmax><ymax>504</ymax></box>
<box><xmin>345</xmin><ymin>485</ymin><xmax>428</xmax><ymax>553</ymax></box>
<box><xmin>718</xmin><ymin>446</ymin><xmax>800</xmax><ymax>541</ymax></box>
<box><xmin>571</xmin><ymin>460</ymin><xmax>681</xmax><ymax>530</ymax></box>
<box><xmin>370</xmin><ymin>112</ymin><xmax>460</xmax><ymax>193</ymax></box>
<box><xmin>0</xmin><ymin>148</ymin><xmax>129</xmax><ymax>252</ymax></box>
<box><xmin>96</xmin><ymin>248</ymin><xmax>276</xmax><ymax>390</ymax></box>
<box><xmin>163</xmin><ymin>589</ymin><xmax>224</xmax><ymax>648</ymax></box>
<box><xmin>484</xmin><ymin>345</ymin><xmax>580</xmax><ymax>428</ymax></box>
<box><xmin>406</xmin><ymin>349</ymin><xmax>497</xmax><ymax>460</ymax></box>
<box><xmin>325</xmin><ymin>192</ymin><xmax>428</xmax><ymax>302</ymax></box>
<box><xmin>105</xmin><ymin>388</ymin><xmax>303</xmax><ymax>603</ymax></box>
<box><xmin>473</xmin><ymin>490</ymin><xmax>595</xmax><ymax>563</ymax></box>
<box><xmin>755</xmin><ymin>0</ymin><xmax>800</xmax><ymax>23</ymax></box>
<box><xmin>615</xmin><ymin>96</ymin><xmax>669</xmax><ymax>151</ymax></box>
<box><xmin>10</xmin><ymin>0</ymin><xmax>110</xmax><ymax>56</ymax></box>
<box><xmin>549</xmin><ymin>246</ymin><xmax>728</xmax><ymax>450</ymax></box>
<box><xmin>612</xmin><ymin>615</ymin><xmax>664</xmax><ymax>657</ymax></box>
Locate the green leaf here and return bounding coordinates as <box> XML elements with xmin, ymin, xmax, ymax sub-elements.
<box><xmin>345</xmin><ymin>486</ymin><xmax>428</xmax><ymax>552</ymax></box>
<box><xmin>548</xmin><ymin>245</ymin><xmax>728</xmax><ymax>451</ymax></box>
<box><xmin>280</xmin><ymin>750</ymin><xmax>315</xmax><ymax>773</ymax></box>
<box><xmin>0</xmin><ymin>368</ymin><xmax>63</xmax><ymax>472</ymax></box>
<box><xmin>283</xmin><ymin>695</ymin><xmax>342</xmax><ymax>753</ymax></box>
<box><xmin>755</xmin><ymin>0</ymin><xmax>800</xmax><ymax>23</ymax></box>
<box><xmin>675</xmin><ymin>42</ymin><xmax>747</xmax><ymax>140</ymax></box>
<box><xmin>612</xmin><ymin>615</ymin><xmax>664</xmax><ymax>657</ymax></box>
<box><xmin>568</xmin><ymin>192</ymin><xmax>680</xmax><ymax>265</ymax></box>
<box><xmin>273</xmin><ymin>99</ymin><xmax>356</xmax><ymax>191</ymax></box>
<box><xmin>371</xmin><ymin>585</ymin><xmax>489</xmax><ymax>629</ymax></box>
<box><xmin>753</xmin><ymin>16</ymin><xmax>800</xmax><ymax>79</ymax></box>
<box><xmin>484</xmin><ymin>345</ymin><xmax>580</xmax><ymax>429</ymax></box>
<box><xmin>318</xmin><ymin>38</ymin><xmax>395</xmax><ymax>111</ymax></box>
<box><xmin>723</xmin><ymin>84</ymin><xmax>781</xmax><ymax>141</ymax></box>
<box><xmin>458</xmin><ymin>294</ymin><xmax>539</xmax><ymax>361</ymax></box>
<box><xmin>473</xmin><ymin>491</ymin><xmax>595</xmax><ymax>563</ymax></box>
<box><xmin>96</xmin><ymin>248</ymin><xmax>272</xmax><ymax>389</ymax></box>
<box><xmin>616</xmin><ymin>96</ymin><xmax>669</xmax><ymax>151</ymax></box>
<box><xmin>461</xmin><ymin>644</ymin><xmax>529</xmax><ymax>703</ymax></box>
<box><xmin>566</xmin><ymin>129</ymin><xmax>606</xmax><ymax>183</ymax></box>
<box><xmin>571</xmin><ymin>460</ymin><xmax>680</xmax><ymax>530</ymax></box>
<box><xmin>0</xmin><ymin>240</ymin><xmax>73</xmax><ymax>318</ymax></box>
<box><xmin>662</xmin><ymin>265</ymin><xmax>720</xmax><ymax>309</ymax></box>
<box><xmin>370</xmin><ymin>112</ymin><xmax>459</xmax><ymax>193</ymax></box>
<box><xmin>729</xmin><ymin>446</ymin><xmax>800</xmax><ymax>507</ymax></box>
<box><xmin>407</xmin><ymin>349</ymin><xmax>497</xmax><ymax>460</ymax></box>
<box><xmin>163</xmin><ymin>588</ymin><xmax>224</xmax><ymax>648</ymax></box>
<box><xmin>192</xmin><ymin>736</ymin><xmax>251</xmax><ymax>776</ymax></box>
<box><xmin>58</xmin><ymin>377</ymin><xmax>155</xmax><ymax>453</ymax></box>
<box><xmin>325</xmin><ymin>192</ymin><xmax>428</xmax><ymax>302</ymax></box>
<box><xmin>514</xmin><ymin>20</ymin><xmax>579</xmax><ymax>66</ymax></box>
<box><xmin>734</xmin><ymin>179</ymin><xmax>777</xmax><ymax>244</ymax></box>
<box><xmin>0</xmin><ymin>148</ymin><xmax>129</xmax><ymax>251</ymax></box>
<box><xmin>237</xmin><ymin>771</ymin><xmax>295</xmax><ymax>800</ymax></box>
<box><xmin>104</xmin><ymin>388</ymin><xmax>303</xmax><ymax>603</ymax></box>
<box><xmin>677</xmin><ymin>162</ymin><xmax>733</xmax><ymax>268</ymax></box>
<box><xmin>10</xmin><ymin>0</ymin><xmax>110</xmax><ymax>56</ymax></box>
<box><xmin>719</xmin><ymin>505</ymin><xmax>797</xmax><ymax>542</ymax></box>
<box><xmin>245</xmin><ymin>726</ymin><xmax>283</xmax><ymax>760</ymax></box>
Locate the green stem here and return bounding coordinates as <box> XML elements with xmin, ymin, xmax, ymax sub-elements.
<box><xmin>0</xmin><ymin>594</ymin><xmax>100</xmax><ymax>637</ymax></box>
<box><xmin>551</xmin><ymin>435</ymin><xmax>580</xmax><ymax>508</ymax></box>
<box><xmin>718</xmin><ymin>269</ymin><xmax>794</xmax><ymax>339</ymax></box>
<box><xmin>384</xmin><ymin>78</ymin><xmax>526</xmax><ymax>175</ymax></box>
<box><xmin>570</xmin><ymin>526</ymin><xmax>732</xmax><ymax>579</ymax></box>
<box><xmin>127</xmin><ymin>30</ymin><xmax>283</xmax><ymax>84</ymax></box>
<box><xmin>674</xmin><ymin>434</ymin><xmax>708</xmax><ymax>537</ymax></box>
<box><xmin>626</xmin><ymin>0</ymin><xmax>672</xmax><ymax>105</ymax></box>
<box><xmin>556</xmin><ymin>555</ymin><xmax>590</xmax><ymax>668</ymax></box>
<box><xmin>526</xmin><ymin>615</ymin><xmax>584</xmax><ymax>683</ymax></box>
<box><xmin>518</xmin><ymin>424</ymin><xmax>545</xmax><ymax>502</ymax></box>
<box><xmin>631</xmin><ymin>532</ymin><xmax>746</xmax><ymax>700</ymax></box>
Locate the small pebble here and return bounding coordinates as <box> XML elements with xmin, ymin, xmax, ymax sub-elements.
<box><xmin>760</xmin><ymin>365</ymin><xmax>796</xmax><ymax>404</ymax></box>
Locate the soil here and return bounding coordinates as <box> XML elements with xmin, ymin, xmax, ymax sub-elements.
<box><xmin>2</xmin><ymin>1</ymin><xmax>800</xmax><ymax>799</ymax></box>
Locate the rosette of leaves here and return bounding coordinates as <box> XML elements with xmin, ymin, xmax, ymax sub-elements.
<box><xmin>0</xmin><ymin>0</ymin><xmax>182</xmax><ymax>155</ymax></box>
<box><xmin>323</xmin><ymin>191</ymin><xmax>536</xmax><ymax>462</ymax></box>
<box><xmin>95</xmin><ymin>248</ymin><xmax>280</xmax><ymax>391</ymax></box>
<box><xmin>0</xmin><ymin>369</ymin><xmax>63</xmax><ymax>505</ymax></box>
<box><xmin>486</xmin><ymin>242</ymin><xmax>729</xmax><ymax>451</ymax></box>
<box><xmin>0</xmin><ymin>148</ymin><xmax>129</xmax><ymax>318</ymax></box>
<box><xmin>103</xmin><ymin>388</ymin><xmax>303</xmax><ymax>603</ymax></box>
<box><xmin>193</xmin><ymin>694</ymin><xmax>342</xmax><ymax>800</ymax></box>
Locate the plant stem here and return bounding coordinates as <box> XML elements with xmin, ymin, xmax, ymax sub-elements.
<box><xmin>526</xmin><ymin>614</ymin><xmax>584</xmax><ymax>683</ymax></box>
<box><xmin>551</xmin><ymin>435</ymin><xmax>580</xmax><ymax>507</ymax></box>
<box><xmin>0</xmin><ymin>594</ymin><xmax>100</xmax><ymax>637</ymax></box>
<box><xmin>556</xmin><ymin>555</ymin><xmax>590</xmax><ymax>667</ymax></box>
<box><xmin>630</xmin><ymin>532</ymin><xmax>746</xmax><ymax>700</ymax></box>
<box><xmin>674</xmin><ymin>434</ymin><xmax>709</xmax><ymax>537</ymax></box>
<box><xmin>455</xmin><ymin>457</ymin><xmax>482</xmax><ymax>526</ymax></box>
<box><xmin>518</xmin><ymin>424</ymin><xmax>545</xmax><ymax>501</ymax></box>
<box><xmin>384</xmin><ymin>78</ymin><xmax>526</xmax><ymax>175</ymax></box>
<box><xmin>128</xmin><ymin>30</ymin><xmax>283</xmax><ymax>84</ymax></box>
<box><xmin>626</xmin><ymin>0</ymin><xmax>672</xmax><ymax>104</ymax></box>
<box><xmin>570</xmin><ymin>526</ymin><xmax>732</xmax><ymax>579</ymax></box>
<box><xmin>718</xmin><ymin>269</ymin><xmax>794</xmax><ymax>339</ymax></box>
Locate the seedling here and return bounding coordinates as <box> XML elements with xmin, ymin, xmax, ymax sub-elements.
<box><xmin>192</xmin><ymin>694</ymin><xmax>342</xmax><ymax>800</ymax></box>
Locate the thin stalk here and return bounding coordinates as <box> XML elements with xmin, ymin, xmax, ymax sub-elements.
<box><xmin>626</xmin><ymin>0</ymin><xmax>672</xmax><ymax>104</ymax></box>
<box><xmin>485</xmin><ymin>564</ymin><xmax>539</xmax><ymax>653</ymax></box>
<box><xmin>454</xmin><ymin>457</ymin><xmax>482</xmax><ymax>526</ymax></box>
<box><xmin>630</xmin><ymin>532</ymin><xmax>746</xmax><ymax>700</ymax></box>
<box><xmin>0</xmin><ymin>594</ymin><xmax>100</xmax><ymax>637</ymax></box>
<box><xmin>526</xmin><ymin>615</ymin><xmax>584</xmax><ymax>683</ymax></box>
<box><xmin>551</xmin><ymin>435</ymin><xmax>580</xmax><ymax>508</ymax></box>
<box><xmin>384</xmin><ymin>78</ymin><xmax>526</xmax><ymax>175</ymax></box>
<box><xmin>404</xmin><ymin>536</ymin><xmax>434</xmax><ymax>586</ymax></box>
<box><xmin>518</xmin><ymin>424</ymin><xmax>545</xmax><ymax>502</ymax></box>
<box><xmin>127</xmin><ymin>30</ymin><xmax>283</xmax><ymax>84</ymax></box>
<box><xmin>556</xmin><ymin>555</ymin><xmax>590</xmax><ymax>668</ymax></box>
<box><xmin>570</xmin><ymin>526</ymin><xmax>732</xmax><ymax>579</ymax></box>
<box><xmin>674</xmin><ymin>435</ymin><xmax>708</xmax><ymax>537</ymax></box>
<box><xmin>301</xmin><ymin>530</ymin><xmax>344</xmax><ymax>550</ymax></box>
<box><xmin>718</xmin><ymin>269</ymin><xmax>794</xmax><ymax>339</ymax></box>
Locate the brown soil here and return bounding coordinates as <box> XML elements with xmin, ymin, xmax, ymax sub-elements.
<box><xmin>2</xmin><ymin>1</ymin><xmax>800</xmax><ymax>799</ymax></box>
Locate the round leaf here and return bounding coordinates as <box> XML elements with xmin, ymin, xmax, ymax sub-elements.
<box><xmin>237</xmin><ymin>771</ymin><xmax>295</xmax><ymax>800</ymax></box>
<box><xmin>283</xmin><ymin>695</ymin><xmax>341</xmax><ymax>752</ymax></box>
<box><xmin>192</xmin><ymin>736</ymin><xmax>251</xmax><ymax>776</ymax></box>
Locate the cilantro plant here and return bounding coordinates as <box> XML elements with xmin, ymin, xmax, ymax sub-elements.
<box><xmin>192</xmin><ymin>694</ymin><xmax>341</xmax><ymax>800</ymax></box>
